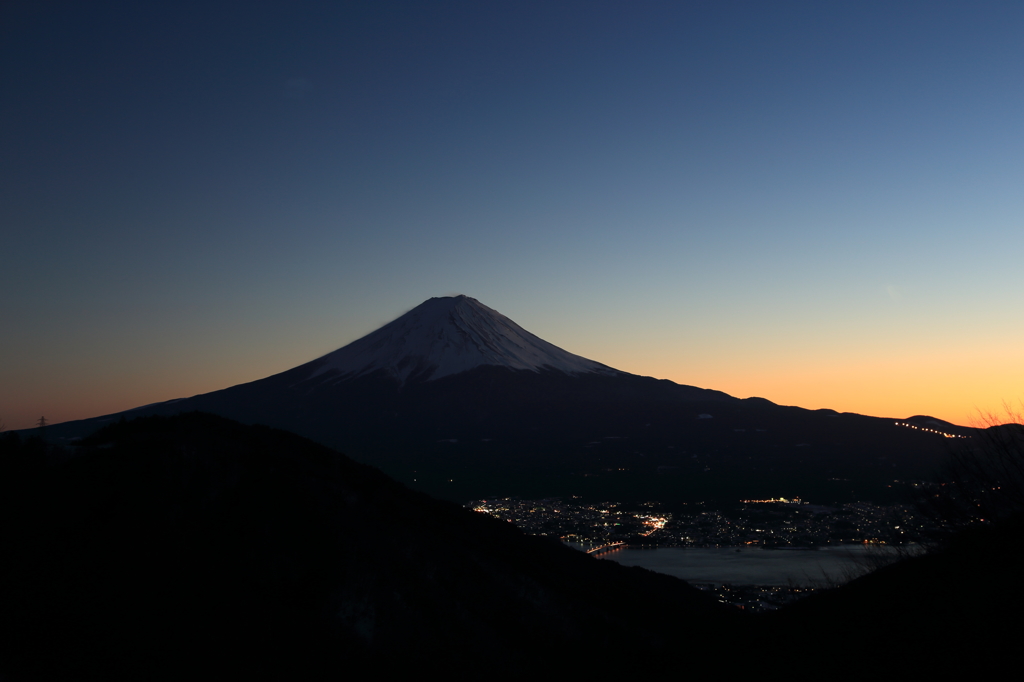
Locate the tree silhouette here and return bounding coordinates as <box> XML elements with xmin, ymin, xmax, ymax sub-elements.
<box><xmin>915</xmin><ymin>405</ymin><xmax>1024</xmax><ymax>535</ymax></box>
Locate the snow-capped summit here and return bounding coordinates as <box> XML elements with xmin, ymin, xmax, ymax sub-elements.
<box><xmin>311</xmin><ymin>295</ymin><xmax>619</xmax><ymax>384</ymax></box>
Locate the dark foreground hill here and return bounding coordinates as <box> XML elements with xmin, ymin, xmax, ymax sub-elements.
<box><xmin>769</xmin><ymin>515</ymin><xmax>1024</xmax><ymax>675</ymax></box>
<box><xmin>0</xmin><ymin>413</ymin><xmax>743</xmax><ymax>679</ymax></box>
<box><xmin>1</xmin><ymin>413</ymin><xmax>1015</xmax><ymax>679</ymax></box>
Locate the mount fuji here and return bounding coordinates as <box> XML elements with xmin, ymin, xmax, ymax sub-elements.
<box><xmin>308</xmin><ymin>295</ymin><xmax>619</xmax><ymax>384</ymax></box>
<box><xmin>42</xmin><ymin>295</ymin><xmax>967</xmax><ymax>503</ymax></box>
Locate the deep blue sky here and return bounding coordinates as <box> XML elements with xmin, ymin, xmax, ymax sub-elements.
<box><xmin>3</xmin><ymin>1</ymin><xmax>1023</xmax><ymax>430</ymax></box>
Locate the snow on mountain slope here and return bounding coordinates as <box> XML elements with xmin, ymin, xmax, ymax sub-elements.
<box><xmin>311</xmin><ymin>295</ymin><xmax>620</xmax><ymax>384</ymax></box>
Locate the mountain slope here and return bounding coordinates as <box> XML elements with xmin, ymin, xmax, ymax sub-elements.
<box><xmin>38</xmin><ymin>296</ymin><xmax>970</xmax><ymax>504</ymax></box>
<box><xmin>768</xmin><ymin>513</ymin><xmax>1024</xmax><ymax>675</ymax></box>
<box><xmin>0</xmin><ymin>414</ymin><xmax>742</xmax><ymax>678</ymax></box>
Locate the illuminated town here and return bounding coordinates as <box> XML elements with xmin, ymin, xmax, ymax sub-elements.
<box><xmin>469</xmin><ymin>496</ymin><xmax>934</xmax><ymax>611</ymax></box>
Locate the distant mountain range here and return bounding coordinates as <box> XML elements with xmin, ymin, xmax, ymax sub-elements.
<box><xmin>41</xmin><ymin>295</ymin><xmax>972</xmax><ymax>503</ymax></box>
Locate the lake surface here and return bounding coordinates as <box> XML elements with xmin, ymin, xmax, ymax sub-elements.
<box><xmin>589</xmin><ymin>544</ymin><xmax>907</xmax><ymax>586</ymax></box>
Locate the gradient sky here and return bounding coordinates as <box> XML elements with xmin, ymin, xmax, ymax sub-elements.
<box><xmin>3</xmin><ymin>1</ymin><xmax>1023</xmax><ymax>431</ymax></box>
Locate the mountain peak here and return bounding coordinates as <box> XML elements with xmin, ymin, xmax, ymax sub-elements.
<box><xmin>311</xmin><ymin>296</ymin><xmax>619</xmax><ymax>384</ymax></box>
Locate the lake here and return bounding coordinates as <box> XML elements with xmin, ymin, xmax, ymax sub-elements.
<box><xmin>587</xmin><ymin>544</ymin><xmax>910</xmax><ymax>586</ymax></box>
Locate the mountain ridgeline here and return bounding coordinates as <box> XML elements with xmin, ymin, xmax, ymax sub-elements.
<box><xmin>41</xmin><ymin>295</ymin><xmax>970</xmax><ymax>504</ymax></box>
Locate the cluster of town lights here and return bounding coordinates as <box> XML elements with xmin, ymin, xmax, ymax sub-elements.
<box><xmin>639</xmin><ymin>515</ymin><xmax>667</xmax><ymax>536</ymax></box>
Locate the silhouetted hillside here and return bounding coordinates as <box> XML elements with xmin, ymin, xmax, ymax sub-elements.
<box><xmin>2</xmin><ymin>413</ymin><xmax>1013</xmax><ymax>679</ymax></box>
<box><xmin>767</xmin><ymin>515</ymin><xmax>1024</xmax><ymax>675</ymax></box>
<box><xmin>0</xmin><ymin>413</ymin><xmax>742</xmax><ymax>679</ymax></box>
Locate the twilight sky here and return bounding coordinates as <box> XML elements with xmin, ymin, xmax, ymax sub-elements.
<box><xmin>3</xmin><ymin>1</ymin><xmax>1023</xmax><ymax>431</ymax></box>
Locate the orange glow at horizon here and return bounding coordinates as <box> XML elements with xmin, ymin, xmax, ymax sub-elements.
<box><xmin>4</xmin><ymin>327</ymin><xmax>1022</xmax><ymax>432</ymax></box>
<box><xmin>612</xmin><ymin>340</ymin><xmax>1024</xmax><ymax>428</ymax></box>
